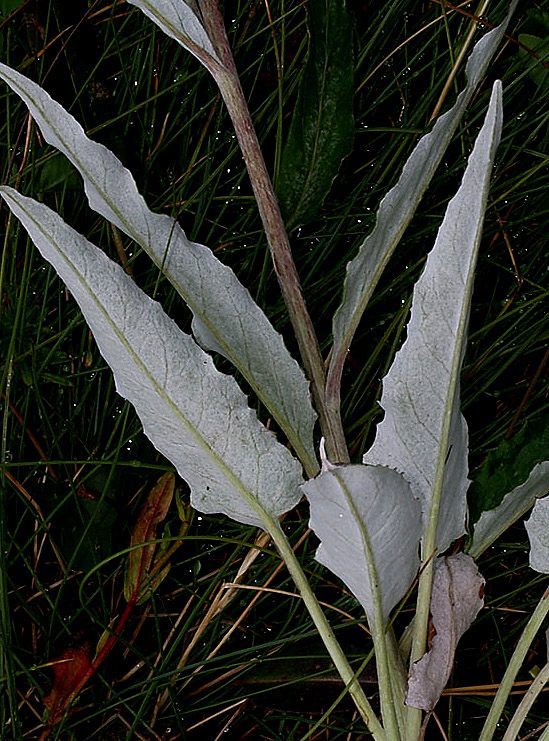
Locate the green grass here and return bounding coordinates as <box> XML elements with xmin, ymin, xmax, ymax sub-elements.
<box><xmin>1</xmin><ymin>0</ymin><xmax>548</xmax><ymax>738</ymax></box>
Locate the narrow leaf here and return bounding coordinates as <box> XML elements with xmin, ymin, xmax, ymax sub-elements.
<box><xmin>126</xmin><ymin>0</ymin><xmax>223</xmax><ymax>71</ymax></box>
<box><xmin>0</xmin><ymin>188</ymin><xmax>303</xmax><ymax>529</ymax></box>
<box><xmin>363</xmin><ymin>82</ymin><xmax>503</xmax><ymax>553</ymax></box>
<box><xmin>468</xmin><ymin>462</ymin><xmax>549</xmax><ymax>559</ymax></box>
<box><xmin>303</xmin><ymin>463</ymin><xmax>421</xmax><ymax>624</ymax></box>
<box><xmin>124</xmin><ymin>472</ymin><xmax>175</xmax><ymax>604</ymax></box>
<box><xmin>525</xmin><ymin>495</ymin><xmax>549</xmax><ymax>574</ymax></box>
<box><xmin>276</xmin><ymin>0</ymin><xmax>354</xmax><ymax>230</ymax></box>
<box><xmin>0</xmin><ymin>63</ymin><xmax>318</xmax><ymax>474</ymax></box>
<box><xmin>327</xmin><ymin>1</ymin><xmax>518</xmax><ymax>402</ymax></box>
<box><xmin>406</xmin><ymin>554</ymin><xmax>484</xmax><ymax>711</ymax></box>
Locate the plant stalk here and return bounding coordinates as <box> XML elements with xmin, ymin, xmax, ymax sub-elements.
<box><xmin>267</xmin><ymin>517</ymin><xmax>386</xmax><ymax>741</ymax></box>
<box><xmin>479</xmin><ymin>585</ymin><xmax>549</xmax><ymax>741</ymax></box>
<box><xmin>198</xmin><ymin>0</ymin><xmax>349</xmax><ymax>463</ymax></box>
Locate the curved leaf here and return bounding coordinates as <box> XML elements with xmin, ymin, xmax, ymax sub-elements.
<box><xmin>0</xmin><ymin>187</ymin><xmax>303</xmax><ymax>529</ymax></box>
<box><xmin>525</xmin><ymin>495</ymin><xmax>549</xmax><ymax>574</ymax></box>
<box><xmin>0</xmin><ymin>63</ymin><xmax>318</xmax><ymax>475</ymax></box>
<box><xmin>406</xmin><ymin>554</ymin><xmax>484</xmax><ymax>711</ymax></box>
<box><xmin>468</xmin><ymin>462</ymin><xmax>549</xmax><ymax>559</ymax></box>
<box><xmin>327</xmin><ymin>0</ymin><xmax>518</xmax><ymax>406</ymax></box>
<box><xmin>127</xmin><ymin>0</ymin><xmax>223</xmax><ymax>71</ymax></box>
<box><xmin>276</xmin><ymin>0</ymin><xmax>354</xmax><ymax>230</ymax></box>
<box><xmin>303</xmin><ymin>462</ymin><xmax>421</xmax><ymax>623</ymax></box>
<box><xmin>363</xmin><ymin>82</ymin><xmax>503</xmax><ymax>553</ymax></box>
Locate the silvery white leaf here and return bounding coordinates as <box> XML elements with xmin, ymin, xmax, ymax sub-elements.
<box><xmin>127</xmin><ymin>0</ymin><xmax>223</xmax><ymax>69</ymax></box>
<box><xmin>468</xmin><ymin>462</ymin><xmax>549</xmax><ymax>559</ymax></box>
<box><xmin>364</xmin><ymin>82</ymin><xmax>503</xmax><ymax>552</ymax></box>
<box><xmin>525</xmin><ymin>495</ymin><xmax>549</xmax><ymax>574</ymax></box>
<box><xmin>303</xmin><ymin>464</ymin><xmax>421</xmax><ymax>623</ymax></box>
<box><xmin>0</xmin><ymin>63</ymin><xmax>318</xmax><ymax>474</ymax></box>
<box><xmin>328</xmin><ymin>0</ymin><xmax>518</xmax><ymax>404</ymax></box>
<box><xmin>0</xmin><ymin>187</ymin><xmax>303</xmax><ymax>529</ymax></box>
<box><xmin>406</xmin><ymin>554</ymin><xmax>484</xmax><ymax>710</ymax></box>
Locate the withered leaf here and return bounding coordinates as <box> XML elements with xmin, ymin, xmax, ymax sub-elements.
<box><xmin>406</xmin><ymin>553</ymin><xmax>484</xmax><ymax>711</ymax></box>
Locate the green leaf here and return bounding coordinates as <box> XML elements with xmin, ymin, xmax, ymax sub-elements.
<box><xmin>327</xmin><ymin>1</ymin><xmax>518</xmax><ymax>409</ymax></box>
<box><xmin>276</xmin><ymin>0</ymin><xmax>354</xmax><ymax>230</ymax></box>
<box><xmin>303</xmin><ymin>462</ymin><xmax>421</xmax><ymax>624</ymax></box>
<box><xmin>468</xmin><ymin>417</ymin><xmax>549</xmax><ymax>526</ymax></box>
<box><xmin>467</xmin><ymin>462</ymin><xmax>549</xmax><ymax>559</ymax></box>
<box><xmin>518</xmin><ymin>33</ymin><xmax>549</xmax><ymax>90</ymax></box>
<box><xmin>0</xmin><ymin>63</ymin><xmax>318</xmax><ymax>475</ymax></box>
<box><xmin>363</xmin><ymin>82</ymin><xmax>503</xmax><ymax>553</ymax></box>
<box><xmin>0</xmin><ymin>187</ymin><xmax>304</xmax><ymax>530</ymax></box>
<box><xmin>0</xmin><ymin>0</ymin><xmax>25</xmax><ymax>16</ymax></box>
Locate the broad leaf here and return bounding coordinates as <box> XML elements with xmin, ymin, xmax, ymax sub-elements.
<box><xmin>0</xmin><ymin>63</ymin><xmax>318</xmax><ymax>474</ymax></box>
<box><xmin>276</xmin><ymin>0</ymin><xmax>354</xmax><ymax>230</ymax></box>
<box><xmin>525</xmin><ymin>495</ymin><xmax>549</xmax><ymax>573</ymax></box>
<box><xmin>327</xmin><ymin>0</ymin><xmax>518</xmax><ymax>408</ymax></box>
<box><xmin>126</xmin><ymin>0</ymin><xmax>223</xmax><ymax>71</ymax></box>
<box><xmin>468</xmin><ymin>417</ymin><xmax>549</xmax><ymax>526</ymax></box>
<box><xmin>468</xmin><ymin>462</ymin><xmax>549</xmax><ymax>559</ymax></box>
<box><xmin>303</xmin><ymin>462</ymin><xmax>421</xmax><ymax>624</ymax></box>
<box><xmin>43</xmin><ymin>636</ymin><xmax>94</xmax><ymax>730</ymax></box>
<box><xmin>363</xmin><ymin>82</ymin><xmax>503</xmax><ymax>553</ymax></box>
<box><xmin>406</xmin><ymin>554</ymin><xmax>484</xmax><ymax>711</ymax></box>
<box><xmin>0</xmin><ymin>187</ymin><xmax>304</xmax><ymax>529</ymax></box>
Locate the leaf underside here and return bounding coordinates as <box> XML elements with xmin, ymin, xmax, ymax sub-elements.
<box><xmin>363</xmin><ymin>82</ymin><xmax>503</xmax><ymax>553</ymax></box>
<box><xmin>303</xmin><ymin>463</ymin><xmax>421</xmax><ymax>624</ymax></box>
<box><xmin>328</xmin><ymin>0</ymin><xmax>518</xmax><ymax>402</ymax></box>
<box><xmin>0</xmin><ymin>62</ymin><xmax>318</xmax><ymax>473</ymax></box>
<box><xmin>0</xmin><ymin>187</ymin><xmax>304</xmax><ymax>530</ymax></box>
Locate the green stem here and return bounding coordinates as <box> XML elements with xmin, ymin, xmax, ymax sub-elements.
<box><xmin>267</xmin><ymin>517</ymin><xmax>386</xmax><ymax>741</ymax></box>
<box><xmin>501</xmin><ymin>661</ymin><xmax>549</xmax><ymax>741</ymax></box>
<box><xmin>479</xmin><ymin>585</ymin><xmax>549</xmax><ymax>741</ymax></box>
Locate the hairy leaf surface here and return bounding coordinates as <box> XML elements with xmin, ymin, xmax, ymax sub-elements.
<box><xmin>469</xmin><ymin>462</ymin><xmax>549</xmax><ymax>559</ymax></box>
<box><xmin>0</xmin><ymin>63</ymin><xmax>318</xmax><ymax>473</ymax></box>
<box><xmin>406</xmin><ymin>554</ymin><xmax>484</xmax><ymax>710</ymax></box>
<box><xmin>327</xmin><ymin>1</ymin><xmax>518</xmax><ymax>405</ymax></box>
<box><xmin>303</xmin><ymin>463</ymin><xmax>421</xmax><ymax>623</ymax></box>
<box><xmin>526</xmin><ymin>495</ymin><xmax>549</xmax><ymax>573</ymax></box>
<box><xmin>0</xmin><ymin>188</ymin><xmax>303</xmax><ymax>529</ymax></box>
<box><xmin>127</xmin><ymin>0</ymin><xmax>222</xmax><ymax>70</ymax></box>
<box><xmin>363</xmin><ymin>82</ymin><xmax>503</xmax><ymax>552</ymax></box>
<box><xmin>276</xmin><ymin>0</ymin><xmax>354</xmax><ymax>230</ymax></box>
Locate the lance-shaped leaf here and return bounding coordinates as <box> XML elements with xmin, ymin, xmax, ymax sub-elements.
<box><xmin>406</xmin><ymin>554</ymin><xmax>484</xmax><ymax>711</ymax></box>
<box><xmin>0</xmin><ymin>187</ymin><xmax>304</xmax><ymax>529</ymax></box>
<box><xmin>468</xmin><ymin>463</ymin><xmax>549</xmax><ymax>560</ymax></box>
<box><xmin>303</xmin><ymin>463</ymin><xmax>421</xmax><ymax>624</ymax></box>
<box><xmin>524</xmin><ymin>495</ymin><xmax>549</xmax><ymax>574</ymax></box>
<box><xmin>276</xmin><ymin>0</ymin><xmax>354</xmax><ymax>230</ymax></box>
<box><xmin>363</xmin><ymin>81</ymin><xmax>503</xmax><ymax>553</ymax></box>
<box><xmin>0</xmin><ymin>64</ymin><xmax>318</xmax><ymax>475</ymax></box>
<box><xmin>126</xmin><ymin>0</ymin><xmax>223</xmax><ymax>71</ymax></box>
<box><xmin>327</xmin><ymin>0</ymin><xmax>518</xmax><ymax>407</ymax></box>
<box><xmin>124</xmin><ymin>472</ymin><xmax>175</xmax><ymax>605</ymax></box>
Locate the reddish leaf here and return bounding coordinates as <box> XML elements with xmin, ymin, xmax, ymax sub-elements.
<box><xmin>42</xmin><ymin>634</ymin><xmax>93</xmax><ymax>728</ymax></box>
<box><xmin>124</xmin><ymin>472</ymin><xmax>175</xmax><ymax>603</ymax></box>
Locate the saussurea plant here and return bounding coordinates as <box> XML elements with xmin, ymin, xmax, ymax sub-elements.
<box><xmin>1</xmin><ymin>1</ymin><xmax>548</xmax><ymax>739</ymax></box>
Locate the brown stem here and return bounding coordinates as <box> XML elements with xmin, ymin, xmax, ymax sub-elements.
<box><xmin>198</xmin><ymin>0</ymin><xmax>349</xmax><ymax>462</ymax></box>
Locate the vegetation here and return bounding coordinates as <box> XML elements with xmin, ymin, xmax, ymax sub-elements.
<box><xmin>1</xmin><ymin>1</ymin><xmax>548</xmax><ymax>739</ymax></box>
